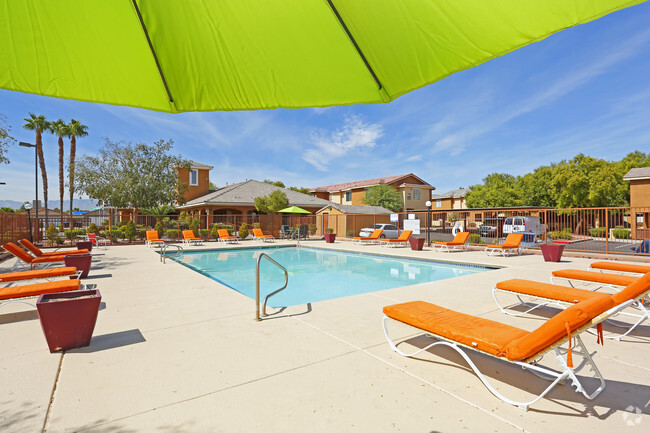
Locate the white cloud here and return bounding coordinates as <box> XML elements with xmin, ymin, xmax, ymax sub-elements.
<box><xmin>302</xmin><ymin>115</ymin><xmax>383</xmax><ymax>171</ymax></box>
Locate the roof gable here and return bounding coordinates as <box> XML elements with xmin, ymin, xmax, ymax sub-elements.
<box><xmin>310</xmin><ymin>173</ymin><xmax>432</xmax><ymax>192</ymax></box>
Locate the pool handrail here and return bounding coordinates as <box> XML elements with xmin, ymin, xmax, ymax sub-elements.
<box><xmin>256</xmin><ymin>253</ymin><xmax>288</xmax><ymax>321</ymax></box>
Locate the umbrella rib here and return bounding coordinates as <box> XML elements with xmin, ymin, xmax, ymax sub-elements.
<box><xmin>325</xmin><ymin>0</ymin><xmax>383</xmax><ymax>91</ymax></box>
<box><xmin>131</xmin><ymin>0</ymin><xmax>174</xmax><ymax>104</ymax></box>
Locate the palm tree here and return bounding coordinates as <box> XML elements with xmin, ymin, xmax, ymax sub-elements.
<box><xmin>23</xmin><ymin>113</ymin><xmax>51</xmax><ymax>228</ymax></box>
<box><xmin>67</xmin><ymin>119</ymin><xmax>88</xmax><ymax>230</ymax></box>
<box><xmin>51</xmin><ymin>119</ymin><xmax>70</xmax><ymax>224</ymax></box>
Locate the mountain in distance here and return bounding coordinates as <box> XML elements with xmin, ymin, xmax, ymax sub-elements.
<box><xmin>0</xmin><ymin>199</ymin><xmax>99</xmax><ymax>211</ymax></box>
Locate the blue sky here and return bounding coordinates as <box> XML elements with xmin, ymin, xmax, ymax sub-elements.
<box><xmin>2</xmin><ymin>3</ymin><xmax>650</xmax><ymax>204</ymax></box>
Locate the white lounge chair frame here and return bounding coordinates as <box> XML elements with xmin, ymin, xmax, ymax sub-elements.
<box><xmin>182</xmin><ymin>237</ymin><xmax>203</xmax><ymax>246</ymax></box>
<box><xmin>1</xmin><ymin>281</ymin><xmax>88</xmax><ymax>309</ymax></box>
<box><xmin>492</xmin><ymin>285</ymin><xmax>650</xmax><ymax>341</ymax></box>
<box><xmin>218</xmin><ymin>237</ymin><xmax>238</xmax><ymax>244</ymax></box>
<box><xmin>550</xmin><ymin>273</ymin><xmax>628</xmax><ymax>293</ymax></box>
<box><xmin>146</xmin><ymin>239</ymin><xmax>165</xmax><ymax>248</ymax></box>
<box><xmin>382</xmin><ymin>300</ymin><xmax>634</xmax><ymax>411</ymax></box>
<box><xmin>485</xmin><ymin>244</ymin><xmax>521</xmax><ymax>257</ymax></box>
<box><xmin>431</xmin><ymin>242</ymin><xmax>468</xmax><ymax>253</ymax></box>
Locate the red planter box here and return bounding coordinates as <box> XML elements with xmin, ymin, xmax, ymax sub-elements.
<box><xmin>64</xmin><ymin>253</ymin><xmax>92</xmax><ymax>278</ymax></box>
<box><xmin>540</xmin><ymin>244</ymin><xmax>565</xmax><ymax>262</ymax></box>
<box><xmin>324</xmin><ymin>233</ymin><xmax>336</xmax><ymax>243</ymax></box>
<box><xmin>36</xmin><ymin>289</ymin><xmax>101</xmax><ymax>353</ymax></box>
<box><xmin>409</xmin><ymin>238</ymin><xmax>426</xmax><ymax>251</ymax></box>
<box><xmin>76</xmin><ymin>241</ymin><xmax>93</xmax><ymax>252</ymax></box>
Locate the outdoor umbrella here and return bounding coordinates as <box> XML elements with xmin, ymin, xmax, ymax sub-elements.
<box><xmin>277</xmin><ymin>206</ymin><xmax>311</xmax><ymax>214</ymax></box>
<box><xmin>0</xmin><ymin>0</ymin><xmax>644</xmax><ymax>113</ymax></box>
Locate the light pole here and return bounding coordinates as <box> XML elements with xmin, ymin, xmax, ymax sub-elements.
<box><xmin>19</xmin><ymin>142</ymin><xmax>38</xmax><ymax>221</ymax></box>
<box><xmin>425</xmin><ymin>200</ymin><xmax>432</xmax><ymax>246</ymax></box>
<box><xmin>24</xmin><ymin>201</ymin><xmax>33</xmax><ymax>242</ymax></box>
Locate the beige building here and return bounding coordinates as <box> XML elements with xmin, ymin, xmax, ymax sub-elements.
<box><xmin>310</xmin><ymin>173</ymin><xmax>435</xmax><ymax>211</ymax></box>
<box><xmin>430</xmin><ymin>188</ymin><xmax>467</xmax><ymax>210</ymax></box>
<box><xmin>177</xmin><ymin>161</ymin><xmax>214</xmax><ymax>203</ymax></box>
<box><xmin>623</xmin><ymin>167</ymin><xmax>650</xmax><ymax>240</ymax></box>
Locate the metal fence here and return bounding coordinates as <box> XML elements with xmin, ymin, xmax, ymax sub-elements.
<box><xmin>1</xmin><ymin>205</ymin><xmax>648</xmax><ymax>256</ymax></box>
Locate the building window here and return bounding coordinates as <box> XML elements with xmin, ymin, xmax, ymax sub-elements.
<box><xmin>406</xmin><ymin>193</ymin><xmax>411</xmax><ymax>200</ymax></box>
<box><xmin>436</xmin><ymin>199</ymin><xmax>441</xmax><ymax>208</ymax></box>
<box><xmin>413</xmin><ymin>188</ymin><xmax>421</xmax><ymax>200</ymax></box>
<box><xmin>189</xmin><ymin>169</ymin><xmax>198</xmax><ymax>186</ymax></box>
<box><xmin>345</xmin><ymin>191</ymin><xmax>352</xmax><ymax>202</ymax></box>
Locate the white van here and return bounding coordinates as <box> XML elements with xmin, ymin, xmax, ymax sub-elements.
<box><xmin>502</xmin><ymin>216</ymin><xmax>546</xmax><ymax>235</ymax></box>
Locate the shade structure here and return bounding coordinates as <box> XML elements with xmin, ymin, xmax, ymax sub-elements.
<box><xmin>0</xmin><ymin>0</ymin><xmax>645</xmax><ymax>113</ymax></box>
<box><xmin>277</xmin><ymin>206</ymin><xmax>311</xmax><ymax>214</ymax></box>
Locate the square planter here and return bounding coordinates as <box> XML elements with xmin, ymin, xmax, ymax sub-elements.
<box><xmin>76</xmin><ymin>241</ymin><xmax>93</xmax><ymax>252</ymax></box>
<box><xmin>540</xmin><ymin>244</ymin><xmax>565</xmax><ymax>262</ymax></box>
<box><xmin>409</xmin><ymin>237</ymin><xmax>426</xmax><ymax>251</ymax></box>
<box><xmin>324</xmin><ymin>233</ymin><xmax>336</xmax><ymax>243</ymax></box>
<box><xmin>36</xmin><ymin>289</ymin><xmax>101</xmax><ymax>353</ymax></box>
<box><xmin>64</xmin><ymin>253</ymin><xmax>92</xmax><ymax>278</ymax></box>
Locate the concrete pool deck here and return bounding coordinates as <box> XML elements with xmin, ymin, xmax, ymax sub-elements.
<box><xmin>1</xmin><ymin>240</ymin><xmax>648</xmax><ymax>432</ymax></box>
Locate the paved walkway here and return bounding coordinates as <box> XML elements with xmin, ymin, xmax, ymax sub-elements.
<box><xmin>1</xmin><ymin>240</ymin><xmax>648</xmax><ymax>432</ymax></box>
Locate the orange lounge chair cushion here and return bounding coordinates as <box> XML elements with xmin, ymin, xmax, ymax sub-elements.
<box><xmin>496</xmin><ymin>279</ymin><xmax>610</xmax><ymax>304</ymax></box>
<box><xmin>0</xmin><ymin>279</ymin><xmax>81</xmax><ymax>301</ymax></box>
<box><xmin>3</xmin><ymin>242</ymin><xmax>66</xmax><ymax>264</ymax></box>
<box><xmin>19</xmin><ymin>239</ymin><xmax>88</xmax><ymax>257</ymax></box>
<box><xmin>218</xmin><ymin>229</ymin><xmax>237</xmax><ymax>239</ymax></box>
<box><xmin>182</xmin><ymin>230</ymin><xmax>201</xmax><ymax>241</ymax></box>
<box><xmin>354</xmin><ymin>230</ymin><xmax>383</xmax><ymax>241</ymax></box>
<box><xmin>384</xmin><ymin>301</ymin><xmax>528</xmax><ymax>357</ymax></box>
<box><xmin>552</xmin><ymin>269</ymin><xmax>637</xmax><ymax>287</ymax></box>
<box><xmin>253</xmin><ymin>229</ymin><xmax>273</xmax><ymax>238</ymax></box>
<box><xmin>385</xmin><ymin>295</ymin><xmax>615</xmax><ymax>361</ymax></box>
<box><xmin>611</xmin><ymin>272</ymin><xmax>650</xmax><ymax>305</ymax></box>
<box><xmin>503</xmin><ymin>295</ymin><xmax>615</xmax><ymax>361</ymax></box>
<box><xmin>590</xmin><ymin>261</ymin><xmax>650</xmax><ymax>275</ymax></box>
<box><xmin>435</xmin><ymin>232</ymin><xmax>470</xmax><ymax>246</ymax></box>
<box><xmin>146</xmin><ymin>231</ymin><xmax>163</xmax><ymax>242</ymax></box>
<box><xmin>486</xmin><ymin>233</ymin><xmax>523</xmax><ymax>249</ymax></box>
<box><xmin>0</xmin><ymin>267</ymin><xmax>78</xmax><ymax>282</ymax></box>
<box><xmin>384</xmin><ymin>231</ymin><xmax>412</xmax><ymax>242</ymax></box>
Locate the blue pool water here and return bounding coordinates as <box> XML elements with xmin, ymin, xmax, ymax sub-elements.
<box><xmin>172</xmin><ymin>247</ymin><xmax>491</xmax><ymax>307</ymax></box>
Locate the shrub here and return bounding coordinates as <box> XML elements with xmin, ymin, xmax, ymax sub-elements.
<box><xmin>468</xmin><ymin>233</ymin><xmax>482</xmax><ymax>244</ymax></box>
<box><xmin>189</xmin><ymin>218</ymin><xmax>200</xmax><ymax>236</ymax></box>
<box><xmin>309</xmin><ymin>224</ymin><xmax>317</xmax><ymax>235</ymax></box>
<box><xmin>137</xmin><ymin>229</ymin><xmax>147</xmax><ymax>240</ymax></box>
<box><xmin>109</xmin><ymin>229</ymin><xmax>124</xmax><ymax>240</ymax></box>
<box><xmin>238</xmin><ymin>223</ymin><xmax>249</xmax><ymax>239</ymax></box>
<box><xmin>612</xmin><ymin>228</ymin><xmax>631</xmax><ymax>239</ymax></box>
<box><xmin>166</xmin><ymin>229</ymin><xmax>179</xmax><ymax>240</ymax></box>
<box><xmin>64</xmin><ymin>229</ymin><xmax>86</xmax><ymax>240</ymax></box>
<box><xmin>87</xmin><ymin>223</ymin><xmax>100</xmax><ymax>234</ymax></box>
<box><xmin>154</xmin><ymin>222</ymin><xmax>164</xmax><ymax>236</ymax></box>
<box><xmin>199</xmin><ymin>229</ymin><xmax>209</xmax><ymax>240</ymax></box>
<box><xmin>325</xmin><ymin>228</ymin><xmax>334</xmax><ymax>234</ymax></box>
<box><xmin>346</xmin><ymin>230</ymin><xmax>354</xmax><ymax>238</ymax></box>
<box><xmin>589</xmin><ymin>227</ymin><xmax>607</xmax><ymax>238</ymax></box>
<box><xmin>46</xmin><ymin>223</ymin><xmax>59</xmax><ymax>246</ymax></box>
<box><xmin>124</xmin><ymin>220</ymin><xmax>136</xmax><ymax>242</ymax></box>
<box><xmin>253</xmin><ymin>222</ymin><xmax>261</xmax><ymax>229</ymax></box>
<box><xmin>547</xmin><ymin>230</ymin><xmax>572</xmax><ymax>240</ymax></box>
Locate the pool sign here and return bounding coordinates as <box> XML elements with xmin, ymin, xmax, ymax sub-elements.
<box><xmin>403</xmin><ymin>219</ymin><xmax>420</xmax><ymax>234</ymax></box>
<box><xmin>390</xmin><ymin>213</ymin><xmax>399</xmax><ymax>223</ymax></box>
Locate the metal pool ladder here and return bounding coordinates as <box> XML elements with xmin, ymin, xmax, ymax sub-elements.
<box><xmin>160</xmin><ymin>244</ymin><xmax>184</xmax><ymax>263</ymax></box>
<box><xmin>256</xmin><ymin>253</ymin><xmax>288</xmax><ymax>321</ymax></box>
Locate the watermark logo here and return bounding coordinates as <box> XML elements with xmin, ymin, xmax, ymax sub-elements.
<box><xmin>622</xmin><ymin>405</ymin><xmax>643</xmax><ymax>427</ymax></box>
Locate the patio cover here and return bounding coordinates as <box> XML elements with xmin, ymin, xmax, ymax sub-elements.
<box><xmin>0</xmin><ymin>0</ymin><xmax>645</xmax><ymax>113</ymax></box>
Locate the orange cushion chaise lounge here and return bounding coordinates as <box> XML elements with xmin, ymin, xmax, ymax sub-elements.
<box><xmin>382</xmin><ymin>291</ymin><xmax>629</xmax><ymax>410</ymax></box>
<box><xmin>380</xmin><ymin>231</ymin><xmax>412</xmax><ymax>248</ymax></box>
<box><xmin>432</xmin><ymin>231</ymin><xmax>470</xmax><ymax>252</ymax></box>
<box><xmin>146</xmin><ymin>230</ymin><xmax>165</xmax><ymax>248</ymax></box>
<box><xmin>0</xmin><ymin>279</ymin><xmax>82</xmax><ymax>308</ymax></box>
<box><xmin>589</xmin><ymin>261</ymin><xmax>650</xmax><ymax>275</ymax></box>
<box><xmin>218</xmin><ymin>229</ymin><xmax>238</xmax><ymax>244</ymax></box>
<box><xmin>550</xmin><ymin>269</ymin><xmax>638</xmax><ymax>291</ymax></box>
<box><xmin>0</xmin><ymin>267</ymin><xmax>79</xmax><ymax>286</ymax></box>
<box><xmin>252</xmin><ymin>229</ymin><xmax>275</xmax><ymax>242</ymax></box>
<box><xmin>19</xmin><ymin>239</ymin><xmax>89</xmax><ymax>257</ymax></box>
<box><xmin>182</xmin><ymin>230</ymin><xmax>203</xmax><ymax>246</ymax></box>
<box><xmin>3</xmin><ymin>242</ymin><xmax>68</xmax><ymax>270</ymax></box>
<box><xmin>353</xmin><ymin>230</ymin><xmax>383</xmax><ymax>245</ymax></box>
<box><xmin>485</xmin><ymin>233</ymin><xmax>524</xmax><ymax>256</ymax></box>
<box><xmin>493</xmin><ymin>272</ymin><xmax>650</xmax><ymax>341</ymax></box>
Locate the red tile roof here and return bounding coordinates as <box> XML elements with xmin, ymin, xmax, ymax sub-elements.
<box><xmin>310</xmin><ymin>173</ymin><xmax>433</xmax><ymax>192</ymax></box>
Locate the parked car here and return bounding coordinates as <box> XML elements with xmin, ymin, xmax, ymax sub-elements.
<box><xmin>502</xmin><ymin>216</ymin><xmax>546</xmax><ymax>235</ymax></box>
<box><xmin>478</xmin><ymin>218</ymin><xmax>505</xmax><ymax>237</ymax></box>
<box><xmin>358</xmin><ymin>223</ymin><xmax>400</xmax><ymax>239</ymax></box>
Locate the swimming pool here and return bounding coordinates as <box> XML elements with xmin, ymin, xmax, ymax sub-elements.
<box><xmin>172</xmin><ymin>247</ymin><xmax>492</xmax><ymax>307</ymax></box>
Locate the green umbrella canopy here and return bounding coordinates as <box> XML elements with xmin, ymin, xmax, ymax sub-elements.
<box><xmin>277</xmin><ymin>206</ymin><xmax>311</xmax><ymax>214</ymax></box>
<box><xmin>0</xmin><ymin>0</ymin><xmax>644</xmax><ymax>113</ymax></box>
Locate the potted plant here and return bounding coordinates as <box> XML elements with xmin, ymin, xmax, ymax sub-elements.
<box><xmin>324</xmin><ymin>228</ymin><xmax>336</xmax><ymax>243</ymax></box>
<box><xmin>36</xmin><ymin>289</ymin><xmax>102</xmax><ymax>352</ymax></box>
<box><xmin>540</xmin><ymin>237</ymin><xmax>565</xmax><ymax>262</ymax></box>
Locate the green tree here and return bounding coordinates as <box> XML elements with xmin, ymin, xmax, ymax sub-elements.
<box><xmin>363</xmin><ymin>184</ymin><xmax>402</xmax><ymax>211</ymax></box>
<box><xmin>124</xmin><ymin>220</ymin><xmax>136</xmax><ymax>242</ymax></box>
<box><xmin>0</xmin><ymin>114</ymin><xmax>14</xmax><ymax>164</ymax></box>
<box><xmin>263</xmin><ymin>179</ymin><xmax>285</xmax><ymax>188</ymax></box>
<box><xmin>50</xmin><ymin>119</ymin><xmax>70</xmax><ymax>218</ymax></box>
<box><xmin>289</xmin><ymin>186</ymin><xmax>311</xmax><ymax>195</ymax></box>
<box><xmin>254</xmin><ymin>190</ymin><xmax>290</xmax><ymax>213</ymax></box>
<box><xmin>75</xmin><ymin>138</ymin><xmax>189</xmax><ymax>210</ymax></box>
<box><xmin>67</xmin><ymin>119</ymin><xmax>88</xmax><ymax>231</ymax></box>
<box><xmin>466</xmin><ymin>173</ymin><xmax>523</xmax><ymax>208</ymax></box>
<box><xmin>519</xmin><ymin>165</ymin><xmax>558</xmax><ymax>207</ymax></box>
<box><xmin>0</xmin><ymin>207</ymin><xmax>15</xmax><ymax>213</ymax></box>
<box><xmin>23</xmin><ymin>113</ymin><xmax>51</xmax><ymax>225</ymax></box>
<box><xmin>209</xmin><ymin>180</ymin><xmax>218</xmax><ymax>190</ymax></box>
<box><xmin>142</xmin><ymin>204</ymin><xmax>177</xmax><ymax>223</ymax></box>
